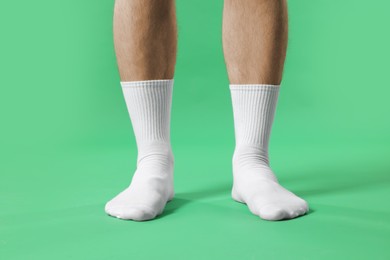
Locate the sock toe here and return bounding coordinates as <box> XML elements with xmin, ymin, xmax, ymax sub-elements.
<box><xmin>105</xmin><ymin>203</ymin><xmax>122</xmax><ymax>217</ymax></box>
<box><xmin>298</xmin><ymin>207</ymin><xmax>307</xmax><ymax>215</ymax></box>
<box><xmin>120</xmin><ymin>206</ymin><xmax>156</xmax><ymax>221</ymax></box>
<box><xmin>289</xmin><ymin>211</ymin><xmax>300</xmax><ymax>219</ymax></box>
<box><xmin>106</xmin><ymin>204</ymin><xmax>156</xmax><ymax>221</ymax></box>
<box><xmin>258</xmin><ymin>205</ymin><xmax>287</xmax><ymax>221</ymax></box>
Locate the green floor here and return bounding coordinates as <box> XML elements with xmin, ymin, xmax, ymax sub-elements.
<box><xmin>1</xmin><ymin>0</ymin><xmax>390</xmax><ymax>259</ymax></box>
<box><xmin>1</xmin><ymin>142</ymin><xmax>389</xmax><ymax>259</ymax></box>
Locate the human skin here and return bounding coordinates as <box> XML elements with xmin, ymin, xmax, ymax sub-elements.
<box><xmin>113</xmin><ymin>0</ymin><xmax>177</xmax><ymax>81</ymax></box>
<box><xmin>114</xmin><ymin>0</ymin><xmax>287</xmax><ymax>84</ymax></box>
<box><xmin>222</xmin><ymin>0</ymin><xmax>288</xmax><ymax>84</ymax></box>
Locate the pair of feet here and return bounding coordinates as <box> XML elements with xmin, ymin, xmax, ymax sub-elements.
<box><xmin>105</xmin><ymin>145</ymin><xmax>309</xmax><ymax>221</ymax></box>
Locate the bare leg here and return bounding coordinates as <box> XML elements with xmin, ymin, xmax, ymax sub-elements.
<box><xmin>223</xmin><ymin>0</ymin><xmax>287</xmax><ymax>84</ymax></box>
<box><xmin>114</xmin><ymin>0</ymin><xmax>177</xmax><ymax>81</ymax></box>
<box><xmin>223</xmin><ymin>0</ymin><xmax>309</xmax><ymax>220</ymax></box>
<box><xmin>105</xmin><ymin>0</ymin><xmax>177</xmax><ymax>221</ymax></box>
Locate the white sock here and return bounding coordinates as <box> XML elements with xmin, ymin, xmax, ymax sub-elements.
<box><xmin>105</xmin><ymin>79</ymin><xmax>174</xmax><ymax>221</ymax></box>
<box><xmin>230</xmin><ymin>84</ymin><xmax>309</xmax><ymax>221</ymax></box>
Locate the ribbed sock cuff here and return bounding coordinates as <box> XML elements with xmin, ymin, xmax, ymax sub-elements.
<box><xmin>229</xmin><ymin>84</ymin><xmax>280</xmax><ymax>91</ymax></box>
<box><xmin>120</xmin><ymin>79</ymin><xmax>173</xmax><ymax>144</ymax></box>
<box><xmin>121</xmin><ymin>79</ymin><xmax>174</xmax><ymax>88</ymax></box>
<box><xmin>229</xmin><ymin>83</ymin><xmax>280</xmax><ymax>146</ymax></box>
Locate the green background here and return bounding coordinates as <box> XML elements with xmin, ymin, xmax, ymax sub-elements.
<box><xmin>1</xmin><ymin>0</ymin><xmax>390</xmax><ymax>259</ymax></box>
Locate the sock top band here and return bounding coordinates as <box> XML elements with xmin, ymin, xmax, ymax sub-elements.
<box><xmin>230</xmin><ymin>84</ymin><xmax>280</xmax><ymax>91</ymax></box>
<box><xmin>121</xmin><ymin>79</ymin><xmax>174</xmax><ymax>88</ymax></box>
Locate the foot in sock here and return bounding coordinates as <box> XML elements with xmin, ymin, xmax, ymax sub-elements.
<box><xmin>229</xmin><ymin>84</ymin><xmax>309</xmax><ymax>221</ymax></box>
<box><xmin>105</xmin><ymin>79</ymin><xmax>174</xmax><ymax>221</ymax></box>
<box><xmin>105</xmin><ymin>143</ymin><xmax>174</xmax><ymax>221</ymax></box>
<box><xmin>232</xmin><ymin>146</ymin><xmax>308</xmax><ymax>220</ymax></box>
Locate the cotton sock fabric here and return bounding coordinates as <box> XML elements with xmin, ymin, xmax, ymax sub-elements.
<box><xmin>230</xmin><ymin>84</ymin><xmax>309</xmax><ymax>221</ymax></box>
<box><xmin>105</xmin><ymin>79</ymin><xmax>174</xmax><ymax>221</ymax></box>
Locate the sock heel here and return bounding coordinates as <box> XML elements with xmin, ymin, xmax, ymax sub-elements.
<box><xmin>231</xmin><ymin>186</ymin><xmax>245</xmax><ymax>203</ymax></box>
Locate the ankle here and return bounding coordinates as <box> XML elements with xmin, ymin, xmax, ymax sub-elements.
<box><xmin>232</xmin><ymin>144</ymin><xmax>279</xmax><ymax>182</ymax></box>
<box><xmin>137</xmin><ymin>141</ymin><xmax>174</xmax><ymax>169</ymax></box>
<box><xmin>233</xmin><ymin>144</ymin><xmax>270</xmax><ymax>169</ymax></box>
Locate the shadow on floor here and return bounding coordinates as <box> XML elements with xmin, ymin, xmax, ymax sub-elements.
<box><xmin>157</xmin><ymin>182</ymin><xmax>231</xmax><ymax>219</ymax></box>
<box><xmin>280</xmin><ymin>162</ymin><xmax>390</xmax><ymax>198</ymax></box>
<box><xmin>158</xmin><ymin>160</ymin><xmax>390</xmax><ymax>220</ymax></box>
